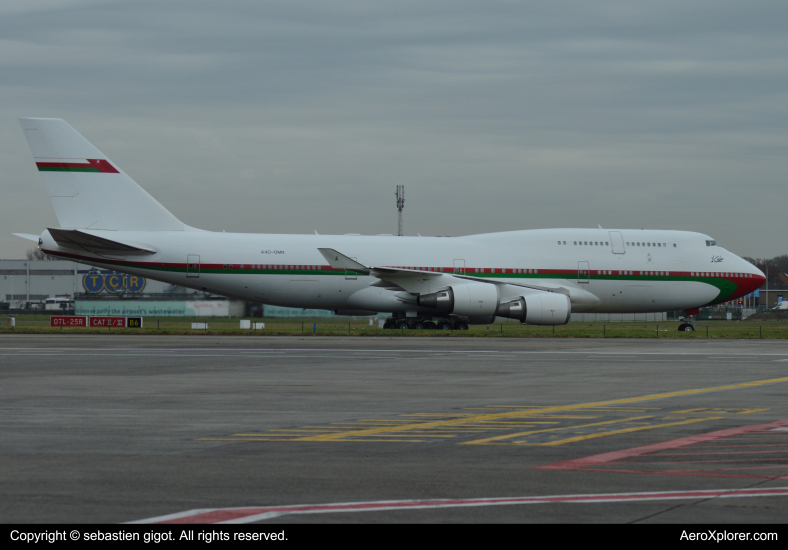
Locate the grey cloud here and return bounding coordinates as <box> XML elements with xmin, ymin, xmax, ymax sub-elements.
<box><xmin>1</xmin><ymin>1</ymin><xmax>787</xmax><ymax>259</ymax></box>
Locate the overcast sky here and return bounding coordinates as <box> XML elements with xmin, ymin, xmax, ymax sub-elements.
<box><xmin>1</xmin><ymin>1</ymin><xmax>786</xmax><ymax>259</ymax></box>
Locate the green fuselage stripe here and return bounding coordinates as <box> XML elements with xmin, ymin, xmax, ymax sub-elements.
<box><xmin>37</xmin><ymin>167</ymin><xmax>100</xmax><ymax>172</ymax></box>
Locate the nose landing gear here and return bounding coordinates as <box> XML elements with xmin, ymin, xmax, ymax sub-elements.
<box><xmin>678</xmin><ymin>310</ymin><xmax>697</xmax><ymax>332</ymax></box>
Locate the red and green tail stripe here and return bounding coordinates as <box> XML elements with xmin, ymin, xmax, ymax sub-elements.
<box><xmin>36</xmin><ymin>159</ymin><xmax>119</xmax><ymax>173</ymax></box>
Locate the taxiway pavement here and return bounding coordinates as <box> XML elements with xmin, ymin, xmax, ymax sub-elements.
<box><xmin>2</xmin><ymin>335</ymin><xmax>787</xmax><ymax>523</ymax></box>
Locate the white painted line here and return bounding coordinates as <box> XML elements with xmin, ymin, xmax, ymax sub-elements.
<box><xmin>3</xmin><ymin>347</ymin><xmax>788</xmax><ymax>357</ymax></box>
<box><xmin>130</xmin><ymin>487</ymin><xmax>788</xmax><ymax>524</ymax></box>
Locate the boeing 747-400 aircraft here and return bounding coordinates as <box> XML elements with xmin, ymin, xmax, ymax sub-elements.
<box><xmin>14</xmin><ymin>118</ymin><xmax>765</xmax><ymax>331</ymax></box>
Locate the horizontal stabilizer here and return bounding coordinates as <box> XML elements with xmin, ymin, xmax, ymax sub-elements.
<box><xmin>47</xmin><ymin>228</ymin><xmax>156</xmax><ymax>255</ymax></box>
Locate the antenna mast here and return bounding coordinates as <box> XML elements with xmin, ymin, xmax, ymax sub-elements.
<box><xmin>395</xmin><ymin>185</ymin><xmax>405</xmax><ymax>236</ymax></box>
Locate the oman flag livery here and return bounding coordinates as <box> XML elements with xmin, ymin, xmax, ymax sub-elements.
<box><xmin>36</xmin><ymin>159</ymin><xmax>119</xmax><ymax>173</ymax></box>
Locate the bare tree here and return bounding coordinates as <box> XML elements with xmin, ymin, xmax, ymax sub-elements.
<box><xmin>744</xmin><ymin>254</ymin><xmax>788</xmax><ymax>289</ymax></box>
<box><xmin>25</xmin><ymin>248</ymin><xmax>60</xmax><ymax>261</ymax></box>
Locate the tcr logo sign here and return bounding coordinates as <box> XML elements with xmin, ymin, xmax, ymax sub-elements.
<box><xmin>82</xmin><ymin>271</ymin><xmax>146</xmax><ymax>293</ymax></box>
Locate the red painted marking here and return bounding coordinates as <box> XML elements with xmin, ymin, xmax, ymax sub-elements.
<box><xmin>661</xmin><ymin>464</ymin><xmax>788</xmax><ymax>473</ymax></box>
<box><xmin>50</xmin><ymin>316</ymin><xmax>88</xmax><ymax>327</ymax></box>
<box><xmin>134</xmin><ymin>487</ymin><xmax>788</xmax><ymax>524</ymax></box>
<box><xmin>614</xmin><ymin>457</ymin><xmax>788</xmax><ymax>466</ymax></box>
<box><xmin>676</xmin><ymin>443</ymin><xmax>788</xmax><ymax>449</ymax></box>
<box><xmin>561</xmin><ymin>467</ymin><xmax>788</xmax><ymax>481</ymax></box>
<box><xmin>538</xmin><ymin>420</ymin><xmax>788</xmax><ymax>471</ymax></box>
<box><xmin>642</xmin><ymin>450</ymin><xmax>788</xmax><ymax>457</ymax></box>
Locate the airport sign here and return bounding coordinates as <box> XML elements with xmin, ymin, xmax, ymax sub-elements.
<box><xmin>51</xmin><ymin>316</ymin><xmax>143</xmax><ymax>328</ymax></box>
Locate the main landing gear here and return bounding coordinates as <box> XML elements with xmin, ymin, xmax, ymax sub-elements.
<box><xmin>382</xmin><ymin>315</ymin><xmax>468</xmax><ymax>330</ymax></box>
<box><xmin>678</xmin><ymin>314</ymin><xmax>696</xmax><ymax>332</ymax></box>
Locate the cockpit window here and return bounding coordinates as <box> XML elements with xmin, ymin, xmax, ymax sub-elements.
<box><xmin>706</xmin><ymin>240</ymin><xmax>718</xmax><ymax>247</ymax></box>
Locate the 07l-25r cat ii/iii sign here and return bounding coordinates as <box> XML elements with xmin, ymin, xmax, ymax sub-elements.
<box><xmin>14</xmin><ymin>118</ymin><xmax>764</xmax><ymax>331</ymax></box>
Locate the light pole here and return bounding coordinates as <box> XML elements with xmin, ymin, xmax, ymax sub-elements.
<box><xmin>395</xmin><ymin>185</ymin><xmax>405</xmax><ymax>236</ymax></box>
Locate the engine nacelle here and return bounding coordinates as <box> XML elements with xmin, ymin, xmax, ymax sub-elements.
<box><xmin>417</xmin><ymin>283</ymin><xmax>500</xmax><ymax>322</ymax></box>
<box><xmin>418</xmin><ymin>284</ymin><xmax>571</xmax><ymax>326</ymax></box>
<box><xmin>497</xmin><ymin>293</ymin><xmax>571</xmax><ymax>325</ymax></box>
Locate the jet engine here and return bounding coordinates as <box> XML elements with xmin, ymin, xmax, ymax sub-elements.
<box><xmin>417</xmin><ymin>282</ymin><xmax>499</xmax><ymax>321</ymax></box>
<box><xmin>496</xmin><ymin>292</ymin><xmax>571</xmax><ymax>325</ymax></box>
<box><xmin>417</xmin><ymin>284</ymin><xmax>571</xmax><ymax>326</ymax></box>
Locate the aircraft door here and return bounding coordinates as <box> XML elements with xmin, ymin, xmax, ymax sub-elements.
<box><xmin>609</xmin><ymin>231</ymin><xmax>625</xmax><ymax>254</ymax></box>
<box><xmin>186</xmin><ymin>254</ymin><xmax>200</xmax><ymax>278</ymax></box>
<box><xmin>345</xmin><ymin>257</ymin><xmax>358</xmax><ymax>280</ymax></box>
<box><xmin>454</xmin><ymin>259</ymin><xmax>465</xmax><ymax>274</ymax></box>
<box><xmin>578</xmin><ymin>261</ymin><xmax>590</xmax><ymax>283</ymax></box>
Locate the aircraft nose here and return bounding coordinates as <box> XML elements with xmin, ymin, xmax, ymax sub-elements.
<box><xmin>746</xmin><ymin>260</ymin><xmax>765</xmax><ymax>281</ymax></box>
<box><xmin>743</xmin><ymin>261</ymin><xmax>766</xmax><ymax>291</ymax></box>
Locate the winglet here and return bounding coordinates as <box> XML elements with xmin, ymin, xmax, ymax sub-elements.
<box><xmin>317</xmin><ymin>248</ymin><xmax>370</xmax><ymax>273</ymax></box>
<box><xmin>12</xmin><ymin>233</ymin><xmax>40</xmax><ymax>243</ymax></box>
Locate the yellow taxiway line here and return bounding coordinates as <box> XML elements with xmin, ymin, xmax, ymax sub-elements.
<box><xmin>287</xmin><ymin>376</ymin><xmax>788</xmax><ymax>442</ymax></box>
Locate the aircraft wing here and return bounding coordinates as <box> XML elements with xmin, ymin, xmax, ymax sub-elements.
<box><xmin>318</xmin><ymin>248</ymin><xmax>569</xmax><ymax>296</ymax></box>
<box><xmin>319</xmin><ymin>247</ymin><xmax>452</xmax><ymax>293</ymax></box>
<box><xmin>451</xmin><ymin>273</ymin><xmax>570</xmax><ymax>296</ymax></box>
<box><xmin>47</xmin><ymin>228</ymin><xmax>156</xmax><ymax>255</ymax></box>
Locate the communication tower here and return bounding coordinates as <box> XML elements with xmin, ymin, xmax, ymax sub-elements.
<box><xmin>395</xmin><ymin>185</ymin><xmax>405</xmax><ymax>236</ymax></box>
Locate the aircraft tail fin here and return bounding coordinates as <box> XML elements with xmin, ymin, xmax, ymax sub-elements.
<box><xmin>19</xmin><ymin>118</ymin><xmax>185</xmax><ymax>231</ymax></box>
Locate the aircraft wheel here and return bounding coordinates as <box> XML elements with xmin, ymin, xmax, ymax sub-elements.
<box><xmin>397</xmin><ymin>321</ymin><xmax>410</xmax><ymax>330</ymax></box>
<box><xmin>455</xmin><ymin>322</ymin><xmax>469</xmax><ymax>330</ymax></box>
<box><xmin>439</xmin><ymin>322</ymin><xmax>452</xmax><ymax>330</ymax></box>
<box><xmin>414</xmin><ymin>322</ymin><xmax>425</xmax><ymax>330</ymax></box>
<box><xmin>678</xmin><ymin>324</ymin><xmax>694</xmax><ymax>332</ymax></box>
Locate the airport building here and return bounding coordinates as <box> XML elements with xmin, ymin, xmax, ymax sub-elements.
<box><xmin>0</xmin><ymin>259</ymin><xmax>244</xmax><ymax>316</ymax></box>
<box><xmin>0</xmin><ymin>259</ymin><xmax>334</xmax><ymax>317</ymax></box>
